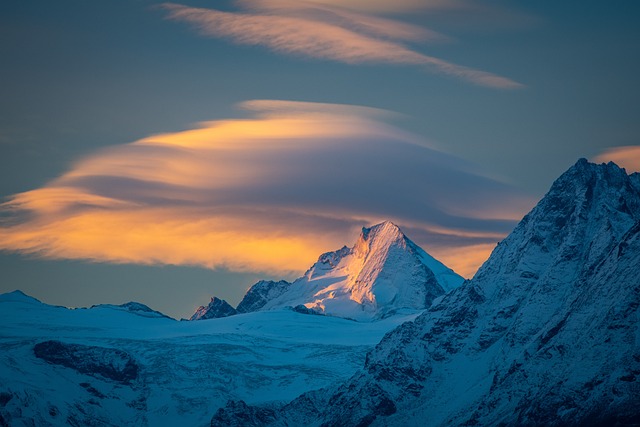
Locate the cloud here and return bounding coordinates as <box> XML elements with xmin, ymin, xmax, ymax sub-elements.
<box><xmin>236</xmin><ymin>0</ymin><xmax>449</xmax><ymax>42</ymax></box>
<box><xmin>593</xmin><ymin>146</ymin><xmax>640</xmax><ymax>173</ymax></box>
<box><xmin>282</xmin><ymin>0</ymin><xmax>467</xmax><ymax>14</ymax></box>
<box><xmin>161</xmin><ymin>2</ymin><xmax>521</xmax><ymax>89</ymax></box>
<box><xmin>0</xmin><ymin>100</ymin><xmax>534</xmax><ymax>278</ymax></box>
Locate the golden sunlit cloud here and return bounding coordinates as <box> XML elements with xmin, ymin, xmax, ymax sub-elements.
<box><xmin>427</xmin><ymin>243</ymin><xmax>497</xmax><ymax>280</ymax></box>
<box><xmin>593</xmin><ymin>146</ymin><xmax>640</xmax><ymax>173</ymax></box>
<box><xmin>0</xmin><ymin>100</ymin><xmax>534</xmax><ymax>277</ymax></box>
<box><xmin>161</xmin><ymin>2</ymin><xmax>522</xmax><ymax>89</ymax></box>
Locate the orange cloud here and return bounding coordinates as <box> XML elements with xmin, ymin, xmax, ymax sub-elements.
<box><xmin>161</xmin><ymin>2</ymin><xmax>522</xmax><ymax>89</ymax></box>
<box><xmin>0</xmin><ymin>100</ymin><xmax>532</xmax><ymax>277</ymax></box>
<box><xmin>593</xmin><ymin>146</ymin><xmax>640</xmax><ymax>173</ymax></box>
<box><xmin>427</xmin><ymin>243</ymin><xmax>497</xmax><ymax>279</ymax></box>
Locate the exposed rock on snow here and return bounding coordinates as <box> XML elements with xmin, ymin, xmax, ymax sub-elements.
<box><xmin>236</xmin><ymin>280</ymin><xmax>292</xmax><ymax>314</ymax></box>
<box><xmin>190</xmin><ymin>297</ymin><xmax>238</xmax><ymax>320</ymax></box>
<box><xmin>33</xmin><ymin>340</ymin><xmax>139</xmax><ymax>384</ymax></box>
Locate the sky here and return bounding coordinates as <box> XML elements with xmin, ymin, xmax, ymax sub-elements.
<box><xmin>1</xmin><ymin>0</ymin><xmax>639</xmax><ymax>319</ymax></box>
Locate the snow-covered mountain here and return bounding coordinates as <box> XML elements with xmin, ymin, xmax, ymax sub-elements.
<box><xmin>213</xmin><ymin>159</ymin><xmax>640</xmax><ymax>426</ymax></box>
<box><xmin>195</xmin><ymin>221</ymin><xmax>463</xmax><ymax>321</ymax></box>
<box><xmin>0</xmin><ymin>290</ymin><xmax>419</xmax><ymax>426</ymax></box>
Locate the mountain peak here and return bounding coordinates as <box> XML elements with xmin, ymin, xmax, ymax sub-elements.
<box><xmin>475</xmin><ymin>158</ymin><xmax>640</xmax><ymax>298</ymax></box>
<box><xmin>359</xmin><ymin>221</ymin><xmax>403</xmax><ymax>242</ymax></box>
<box><xmin>0</xmin><ymin>290</ymin><xmax>43</xmax><ymax>305</ymax></box>
<box><xmin>190</xmin><ymin>296</ymin><xmax>237</xmax><ymax>320</ymax></box>
<box><xmin>193</xmin><ymin>221</ymin><xmax>463</xmax><ymax>321</ymax></box>
<box><xmin>354</xmin><ymin>221</ymin><xmax>406</xmax><ymax>260</ymax></box>
<box><xmin>555</xmin><ymin>158</ymin><xmax>631</xmax><ymax>192</ymax></box>
<box><xmin>249</xmin><ymin>221</ymin><xmax>463</xmax><ymax>320</ymax></box>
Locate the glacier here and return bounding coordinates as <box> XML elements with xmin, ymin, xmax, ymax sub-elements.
<box><xmin>0</xmin><ymin>290</ymin><xmax>423</xmax><ymax>426</ymax></box>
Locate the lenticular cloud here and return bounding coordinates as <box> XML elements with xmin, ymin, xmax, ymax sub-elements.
<box><xmin>0</xmin><ymin>100</ymin><xmax>532</xmax><ymax>277</ymax></box>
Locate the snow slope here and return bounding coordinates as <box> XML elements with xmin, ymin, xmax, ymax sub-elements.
<box><xmin>214</xmin><ymin>159</ymin><xmax>640</xmax><ymax>426</ymax></box>
<box><xmin>0</xmin><ymin>290</ymin><xmax>418</xmax><ymax>427</ymax></box>
<box><xmin>227</xmin><ymin>221</ymin><xmax>463</xmax><ymax>321</ymax></box>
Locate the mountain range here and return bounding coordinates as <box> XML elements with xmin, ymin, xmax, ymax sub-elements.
<box><xmin>1</xmin><ymin>159</ymin><xmax>638</xmax><ymax>426</ymax></box>
<box><xmin>213</xmin><ymin>159</ymin><xmax>640</xmax><ymax>426</ymax></box>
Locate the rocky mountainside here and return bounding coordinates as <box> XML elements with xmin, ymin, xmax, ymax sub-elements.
<box><xmin>236</xmin><ymin>280</ymin><xmax>292</xmax><ymax>314</ymax></box>
<box><xmin>190</xmin><ymin>297</ymin><xmax>238</xmax><ymax>320</ymax></box>
<box><xmin>193</xmin><ymin>221</ymin><xmax>463</xmax><ymax>321</ymax></box>
<box><xmin>213</xmin><ymin>159</ymin><xmax>640</xmax><ymax>426</ymax></box>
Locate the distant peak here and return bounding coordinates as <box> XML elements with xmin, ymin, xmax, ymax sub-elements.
<box><xmin>0</xmin><ymin>290</ymin><xmax>43</xmax><ymax>304</ymax></box>
<box><xmin>8</xmin><ymin>289</ymin><xmax>29</xmax><ymax>297</ymax></box>
<box><xmin>190</xmin><ymin>296</ymin><xmax>237</xmax><ymax>320</ymax></box>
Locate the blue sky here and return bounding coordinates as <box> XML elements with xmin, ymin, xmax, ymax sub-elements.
<box><xmin>1</xmin><ymin>0</ymin><xmax>639</xmax><ymax>318</ymax></box>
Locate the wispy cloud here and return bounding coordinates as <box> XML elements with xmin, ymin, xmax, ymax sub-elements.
<box><xmin>0</xmin><ymin>100</ymin><xmax>534</xmax><ymax>278</ymax></box>
<box><xmin>161</xmin><ymin>2</ymin><xmax>522</xmax><ymax>89</ymax></box>
<box><xmin>236</xmin><ymin>0</ymin><xmax>449</xmax><ymax>42</ymax></box>
<box><xmin>593</xmin><ymin>146</ymin><xmax>640</xmax><ymax>173</ymax></box>
<box><xmin>283</xmin><ymin>0</ymin><xmax>468</xmax><ymax>14</ymax></box>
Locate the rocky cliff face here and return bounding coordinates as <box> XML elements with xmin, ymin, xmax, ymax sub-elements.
<box><xmin>212</xmin><ymin>159</ymin><xmax>640</xmax><ymax>426</ymax></box>
<box><xmin>236</xmin><ymin>280</ymin><xmax>292</xmax><ymax>314</ymax></box>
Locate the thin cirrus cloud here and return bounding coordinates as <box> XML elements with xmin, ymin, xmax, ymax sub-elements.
<box><xmin>593</xmin><ymin>146</ymin><xmax>640</xmax><ymax>173</ymax></box>
<box><xmin>160</xmin><ymin>1</ymin><xmax>522</xmax><ymax>89</ymax></box>
<box><xmin>0</xmin><ymin>100</ymin><xmax>534</xmax><ymax>278</ymax></box>
<box><xmin>283</xmin><ymin>0</ymin><xmax>467</xmax><ymax>14</ymax></box>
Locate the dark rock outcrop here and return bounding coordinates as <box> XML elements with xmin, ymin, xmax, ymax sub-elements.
<box><xmin>236</xmin><ymin>280</ymin><xmax>292</xmax><ymax>314</ymax></box>
<box><xmin>33</xmin><ymin>340</ymin><xmax>139</xmax><ymax>384</ymax></box>
<box><xmin>190</xmin><ymin>297</ymin><xmax>238</xmax><ymax>320</ymax></box>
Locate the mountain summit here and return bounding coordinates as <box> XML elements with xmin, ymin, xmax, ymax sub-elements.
<box><xmin>253</xmin><ymin>221</ymin><xmax>463</xmax><ymax>320</ymax></box>
<box><xmin>193</xmin><ymin>221</ymin><xmax>463</xmax><ymax>322</ymax></box>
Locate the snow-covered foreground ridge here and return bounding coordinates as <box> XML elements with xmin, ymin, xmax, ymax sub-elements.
<box><xmin>214</xmin><ymin>159</ymin><xmax>640</xmax><ymax>426</ymax></box>
<box><xmin>0</xmin><ymin>290</ymin><xmax>420</xmax><ymax>426</ymax></box>
<box><xmin>192</xmin><ymin>220</ymin><xmax>464</xmax><ymax>321</ymax></box>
